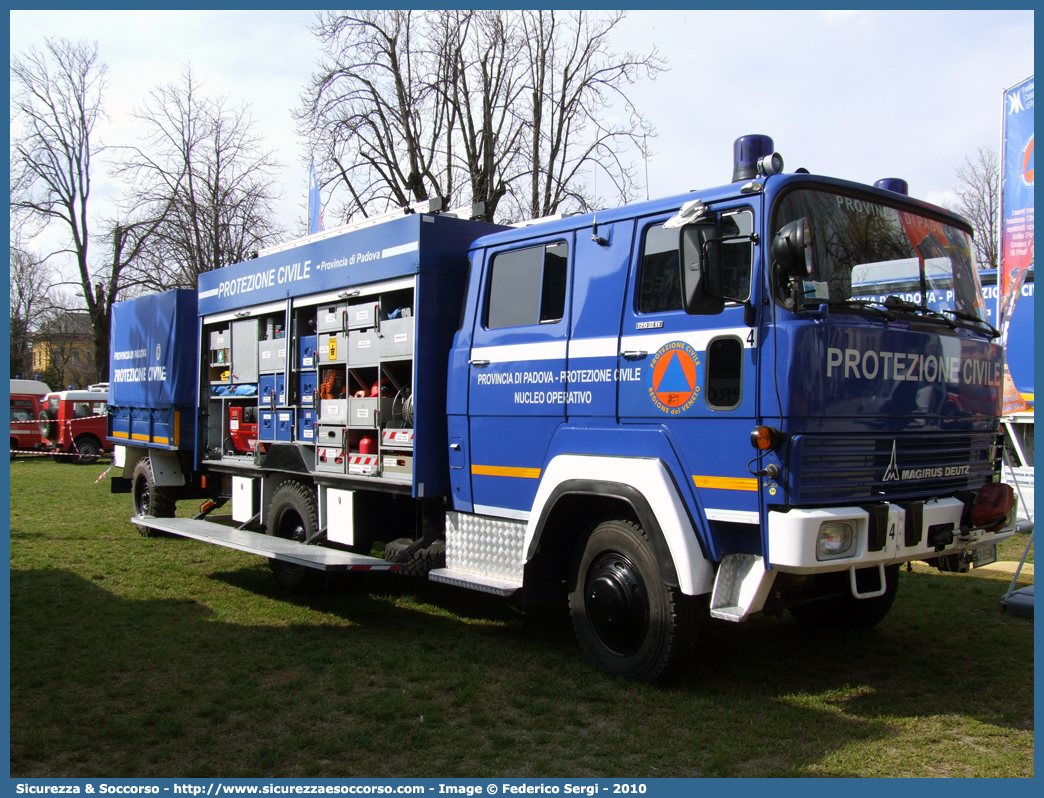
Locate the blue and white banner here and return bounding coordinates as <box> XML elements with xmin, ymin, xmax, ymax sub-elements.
<box><xmin>999</xmin><ymin>75</ymin><xmax>1034</xmax><ymax>322</ymax></box>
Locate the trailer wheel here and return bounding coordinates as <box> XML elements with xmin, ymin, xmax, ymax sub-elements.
<box><xmin>568</xmin><ymin>520</ymin><xmax>695</xmax><ymax>682</ymax></box>
<box><xmin>789</xmin><ymin>564</ymin><xmax>900</xmax><ymax>630</ymax></box>
<box><xmin>73</xmin><ymin>435</ymin><xmax>101</xmax><ymax>465</ymax></box>
<box><xmin>132</xmin><ymin>457</ymin><xmax>176</xmax><ymax>518</ymax></box>
<box><xmin>266</xmin><ymin>480</ymin><xmax>328</xmax><ymax>593</ymax></box>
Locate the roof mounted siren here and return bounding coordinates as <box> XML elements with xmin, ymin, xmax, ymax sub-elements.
<box><xmin>873</xmin><ymin>178</ymin><xmax>909</xmax><ymax>195</ymax></box>
<box><xmin>732</xmin><ymin>134</ymin><xmax>784</xmax><ymax>182</ymax></box>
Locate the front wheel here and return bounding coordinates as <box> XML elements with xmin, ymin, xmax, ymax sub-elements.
<box><xmin>568</xmin><ymin>520</ymin><xmax>696</xmax><ymax>682</ymax></box>
<box><xmin>265</xmin><ymin>480</ymin><xmax>328</xmax><ymax>593</ymax></box>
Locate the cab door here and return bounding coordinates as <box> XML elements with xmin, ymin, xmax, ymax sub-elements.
<box><xmin>467</xmin><ymin>234</ymin><xmax>572</xmax><ymax>518</ymax></box>
<box><xmin>617</xmin><ymin>204</ymin><xmax>762</xmax><ymax>550</ymax></box>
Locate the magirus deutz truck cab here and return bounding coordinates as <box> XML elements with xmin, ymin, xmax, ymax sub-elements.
<box><xmin>117</xmin><ymin>135</ymin><xmax>1016</xmax><ymax>682</ymax></box>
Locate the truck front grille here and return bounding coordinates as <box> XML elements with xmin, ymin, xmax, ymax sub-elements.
<box><xmin>789</xmin><ymin>432</ymin><xmax>1000</xmax><ymax>504</ymax></box>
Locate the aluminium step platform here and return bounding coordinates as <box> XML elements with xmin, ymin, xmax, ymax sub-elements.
<box><xmin>427</xmin><ymin>567</ymin><xmax>521</xmax><ymax>596</ymax></box>
<box><xmin>130</xmin><ymin>516</ymin><xmax>402</xmax><ymax>572</ymax></box>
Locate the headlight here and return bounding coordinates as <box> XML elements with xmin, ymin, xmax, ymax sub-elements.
<box><xmin>817</xmin><ymin>521</ymin><xmax>855</xmax><ymax>560</ymax></box>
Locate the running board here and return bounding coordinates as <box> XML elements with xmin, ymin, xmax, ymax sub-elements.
<box><xmin>131</xmin><ymin>516</ymin><xmax>402</xmax><ymax>572</ymax></box>
<box><xmin>427</xmin><ymin>567</ymin><xmax>521</xmax><ymax>596</ymax></box>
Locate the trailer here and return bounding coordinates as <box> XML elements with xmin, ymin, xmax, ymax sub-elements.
<box><xmin>110</xmin><ymin>137</ymin><xmax>1019</xmax><ymax>681</ymax></box>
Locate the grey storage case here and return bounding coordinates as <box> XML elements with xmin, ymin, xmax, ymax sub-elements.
<box><xmin>258</xmin><ymin>339</ymin><xmax>287</xmax><ymax>373</ymax></box>
<box><xmin>348</xmin><ymin>330</ymin><xmax>379</xmax><ymax>366</ymax></box>
<box><xmin>347</xmin><ymin>302</ymin><xmax>379</xmax><ymax>330</ymax></box>
<box><xmin>320</xmin><ymin>399</ymin><xmax>348</xmax><ymax>423</ymax></box>
<box><xmin>316</xmin><ymin>303</ymin><xmax>346</xmax><ymax>333</ymax></box>
<box><xmin>348</xmin><ymin>397</ymin><xmax>393</xmax><ymax>427</ymax></box>
<box><xmin>318</xmin><ymin>332</ymin><xmax>346</xmax><ymax>364</ymax></box>
<box><xmin>379</xmin><ymin>317</ymin><xmax>414</xmax><ymax>360</ymax></box>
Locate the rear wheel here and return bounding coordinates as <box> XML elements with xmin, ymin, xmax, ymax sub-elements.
<box><xmin>383</xmin><ymin>537</ymin><xmax>446</xmax><ymax>576</ymax></box>
<box><xmin>266</xmin><ymin>480</ymin><xmax>328</xmax><ymax>593</ymax></box>
<box><xmin>132</xmin><ymin>457</ymin><xmax>176</xmax><ymax>518</ymax></box>
<box><xmin>73</xmin><ymin>436</ymin><xmax>101</xmax><ymax>465</ymax></box>
<box><xmin>789</xmin><ymin>564</ymin><xmax>900</xmax><ymax>630</ymax></box>
<box><xmin>568</xmin><ymin>520</ymin><xmax>696</xmax><ymax>682</ymax></box>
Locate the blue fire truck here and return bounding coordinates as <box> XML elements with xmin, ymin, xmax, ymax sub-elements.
<box><xmin>110</xmin><ymin>136</ymin><xmax>1017</xmax><ymax>681</ymax></box>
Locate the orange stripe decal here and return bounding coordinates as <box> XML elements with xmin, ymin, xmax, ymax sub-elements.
<box><xmin>693</xmin><ymin>475</ymin><xmax>759</xmax><ymax>492</ymax></box>
<box><xmin>471</xmin><ymin>464</ymin><xmax>542</xmax><ymax>479</ymax></box>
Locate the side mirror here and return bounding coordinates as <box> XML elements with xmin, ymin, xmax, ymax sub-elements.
<box><xmin>771</xmin><ymin>217</ymin><xmax>814</xmax><ymax>278</ymax></box>
<box><xmin>680</xmin><ymin>222</ymin><xmax>725</xmax><ymax>315</ymax></box>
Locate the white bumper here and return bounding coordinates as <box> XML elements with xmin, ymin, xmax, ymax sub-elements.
<box><xmin>767</xmin><ymin>497</ymin><xmax>1015</xmax><ymax>574</ymax></box>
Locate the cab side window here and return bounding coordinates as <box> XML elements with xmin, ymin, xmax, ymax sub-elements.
<box><xmin>720</xmin><ymin>211</ymin><xmax>753</xmax><ymax>302</ymax></box>
<box><xmin>486</xmin><ymin>241</ymin><xmax>568</xmax><ymax>329</ymax></box>
<box><xmin>638</xmin><ymin>224</ymin><xmax>682</xmax><ymax>314</ymax></box>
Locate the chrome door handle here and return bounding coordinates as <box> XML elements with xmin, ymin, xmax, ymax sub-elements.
<box><xmin>469</xmin><ymin>359</ymin><xmax>490</xmax><ymax>367</ymax></box>
<box><xmin>620</xmin><ymin>350</ymin><xmax>647</xmax><ymax>359</ymax></box>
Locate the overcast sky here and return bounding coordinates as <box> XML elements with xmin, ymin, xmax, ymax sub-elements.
<box><xmin>10</xmin><ymin>9</ymin><xmax>1034</xmax><ymax>283</ymax></box>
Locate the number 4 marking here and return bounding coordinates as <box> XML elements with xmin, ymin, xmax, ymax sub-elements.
<box><xmin>747</xmin><ymin>329</ymin><xmax>757</xmax><ymax>347</ymax></box>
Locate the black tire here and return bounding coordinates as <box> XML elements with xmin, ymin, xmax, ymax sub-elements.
<box><xmin>265</xmin><ymin>480</ymin><xmax>328</xmax><ymax>593</ymax></box>
<box><xmin>383</xmin><ymin>537</ymin><xmax>446</xmax><ymax>576</ymax></box>
<box><xmin>789</xmin><ymin>564</ymin><xmax>900</xmax><ymax>631</ymax></box>
<box><xmin>38</xmin><ymin>409</ymin><xmax>58</xmax><ymax>444</ymax></box>
<box><xmin>10</xmin><ymin>440</ymin><xmax>16</xmax><ymax>462</ymax></box>
<box><xmin>73</xmin><ymin>436</ymin><xmax>101</xmax><ymax>465</ymax></box>
<box><xmin>132</xmin><ymin>457</ymin><xmax>176</xmax><ymax>518</ymax></box>
<box><xmin>568</xmin><ymin>520</ymin><xmax>696</xmax><ymax>682</ymax></box>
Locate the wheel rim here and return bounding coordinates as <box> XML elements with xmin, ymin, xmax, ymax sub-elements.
<box><xmin>275</xmin><ymin>508</ymin><xmax>308</xmax><ymax>574</ymax></box>
<box><xmin>135</xmin><ymin>478</ymin><xmax>150</xmax><ymax>516</ymax></box>
<box><xmin>584</xmin><ymin>551</ymin><xmax>650</xmax><ymax>655</ymax></box>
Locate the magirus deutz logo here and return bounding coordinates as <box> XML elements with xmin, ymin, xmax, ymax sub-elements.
<box><xmin>881</xmin><ymin>440</ymin><xmax>971</xmax><ymax>482</ymax></box>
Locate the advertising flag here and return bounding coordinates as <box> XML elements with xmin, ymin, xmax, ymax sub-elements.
<box><xmin>999</xmin><ymin>76</ymin><xmax>1034</xmax><ymax>322</ymax></box>
<box><xmin>308</xmin><ymin>162</ymin><xmax>321</xmax><ymax>235</ymax></box>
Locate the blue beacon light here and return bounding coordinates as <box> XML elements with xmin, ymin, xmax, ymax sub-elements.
<box><xmin>732</xmin><ymin>134</ymin><xmax>776</xmax><ymax>182</ymax></box>
<box><xmin>873</xmin><ymin>178</ymin><xmax>909</xmax><ymax>195</ymax></box>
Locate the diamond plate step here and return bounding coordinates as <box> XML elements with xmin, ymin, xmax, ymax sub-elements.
<box><xmin>427</xmin><ymin>567</ymin><xmax>521</xmax><ymax>596</ymax></box>
<box><xmin>130</xmin><ymin>516</ymin><xmax>402</xmax><ymax>572</ymax></box>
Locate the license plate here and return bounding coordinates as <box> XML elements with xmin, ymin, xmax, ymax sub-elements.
<box><xmin>972</xmin><ymin>545</ymin><xmax>997</xmax><ymax>567</ymax></box>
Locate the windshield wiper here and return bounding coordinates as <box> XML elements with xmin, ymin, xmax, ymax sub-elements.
<box><xmin>882</xmin><ymin>296</ymin><xmax>957</xmax><ymax>329</ymax></box>
<box><xmin>803</xmin><ymin>298</ymin><xmax>898</xmax><ymax>321</ymax></box>
<box><xmin>942</xmin><ymin>308</ymin><xmax>1001</xmax><ymax>339</ymax></box>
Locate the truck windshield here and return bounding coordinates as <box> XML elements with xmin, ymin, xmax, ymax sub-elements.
<box><xmin>774</xmin><ymin>188</ymin><xmax>988</xmax><ymax>323</ymax></box>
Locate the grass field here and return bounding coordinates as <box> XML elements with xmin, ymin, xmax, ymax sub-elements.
<box><xmin>9</xmin><ymin>456</ymin><xmax>1034</xmax><ymax>778</ymax></box>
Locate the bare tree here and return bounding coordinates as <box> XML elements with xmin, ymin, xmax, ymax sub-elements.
<box><xmin>9</xmin><ymin>245</ymin><xmax>54</xmax><ymax>379</ymax></box>
<box><xmin>517</xmin><ymin>11</ymin><xmax>664</xmax><ymax>220</ymax></box>
<box><xmin>951</xmin><ymin>146</ymin><xmax>1000</xmax><ymax>270</ymax></box>
<box><xmin>300</xmin><ymin>11</ymin><xmax>450</xmax><ymax>223</ymax></box>
<box><xmin>115</xmin><ymin>65</ymin><xmax>284</xmax><ymax>289</ymax></box>
<box><xmin>299</xmin><ymin>10</ymin><xmax>664</xmax><ymax>224</ymax></box>
<box><xmin>437</xmin><ymin>10</ymin><xmax>530</xmax><ymax>221</ymax></box>
<box><xmin>10</xmin><ymin>38</ymin><xmax>119</xmax><ymax>381</ymax></box>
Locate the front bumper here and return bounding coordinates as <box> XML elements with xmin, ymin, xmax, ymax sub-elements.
<box><xmin>767</xmin><ymin>497</ymin><xmax>1015</xmax><ymax>574</ymax></box>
